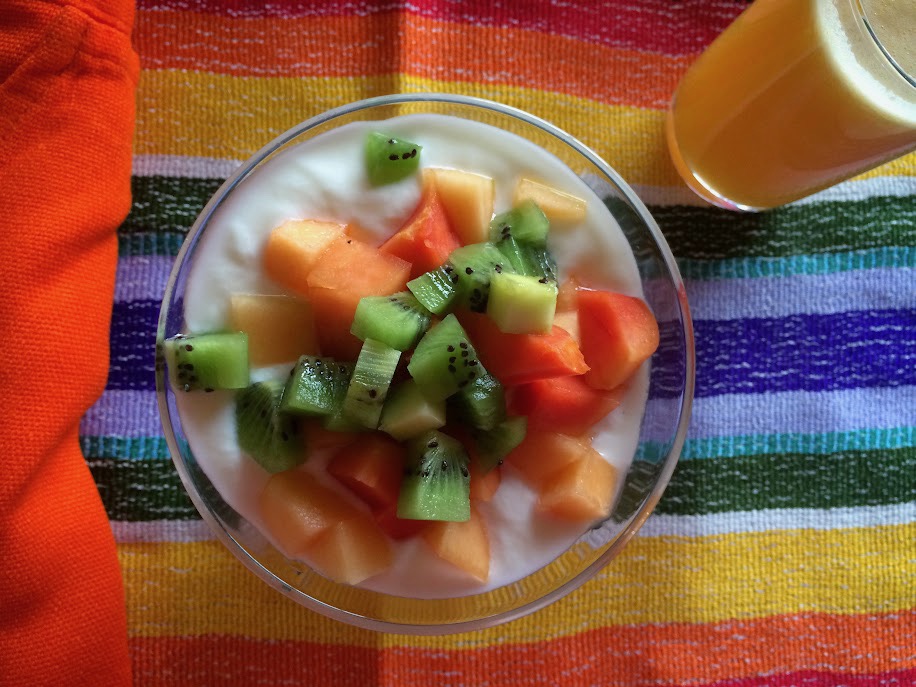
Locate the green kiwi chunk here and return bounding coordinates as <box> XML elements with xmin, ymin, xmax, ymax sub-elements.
<box><xmin>495</xmin><ymin>235</ymin><xmax>558</xmax><ymax>283</ymax></box>
<box><xmin>489</xmin><ymin>200</ymin><xmax>550</xmax><ymax>246</ymax></box>
<box><xmin>342</xmin><ymin>339</ymin><xmax>401</xmax><ymax>429</ymax></box>
<box><xmin>449</xmin><ymin>242</ymin><xmax>514</xmax><ymax>313</ymax></box>
<box><xmin>365</xmin><ymin>132</ymin><xmax>422</xmax><ymax>186</ymax></box>
<box><xmin>473</xmin><ymin>416</ymin><xmax>527</xmax><ymax>473</ymax></box>
<box><xmin>379</xmin><ymin>379</ymin><xmax>447</xmax><ymax>440</ymax></box>
<box><xmin>397</xmin><ymin>430</ymin><xmax>471</xmax><ymax>522</ymax></box>
<box><xmin>235</xmin><ymin>380</ymin><xmax>304</xmax><ymax>473</ymax></box>
<box><xmin>407</xmin><ymin>314</ymin><xmax>481</xmax><ymax>401</ymax></box>
<box><xmin>351</xmin><ymin>291</ymin><xmax>432</xmax><ymax>351</ymax></box>
<box><xmin>407</xmin><ymin>265</ymin><xmax>459</xmax><ymax>316</ymax></box>
<box><xmin>487</xmin><ymin>271</ymin><xmax>558</xmax><ymax>334</ymax></box>
<box><xmin>280</xmin><ymin>356</ymin><xmax>353</xmax><ymax>417</ymax></box>
<box><xmin>449</xmin><ymin>370</ymin><xmax>506</xmax><ymax>432</ymax></box>
<box><xmin>164</xmin><ymin>332</ymin><xmax>249</xmax><ymax>392</ymax></box>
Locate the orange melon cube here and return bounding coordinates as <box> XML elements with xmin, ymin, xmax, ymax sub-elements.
<box><xmin>301</xmin><ymin>419</ymin><xmax>361</xmax><ymax>452</ymax></box>
<box><xmin>422</xmin><ymin>508</ymin><xmax>489</xmax><ymax>582</ymax></box>
<box><xmin>259</xmin><ymin>471</ymin><xmax>357</xmax><ymax>558</ymax></box>
<box><xmin>537</xmin><ymin>448</ymin><xmax>618</xmax><ymax>522</ymax></box>
<box><xmin>326</xmin><ymin>433</ymin><xmax>405</xmax><ymax>510</ymax></box>
<box><xmin>263</xmin><ymin>219</ymin><xmax>346</xmax><ymax>296</ymax></box>
<box><xmin>469</xmin><ymin>459</ymin><xmax>501</xmax><ymax>502</ymax></box>
<box><xmin>306</xmin><ymin>238</ymin><xmax>411</xmax><ymax>360</ymax></box>
<box><xmin>552</xmin><ymin>309</ymin><xmax>580</xmax><ymax>346</ymax></box>
<box><xmin>423</xmin><ymin>167</ymin><xmax>494</xmax><ymax>245</ymax></box>
<box><xmin>373</xmin><ymin>503</ymin><xmax>429</xmax><ymax>540</ymax></box>
<box><xmin>503</xmin><ymin>431</ymin><xmax>590</xmax><ymax>489</ymax></box>
<box><xmin>228</xmin><ymin>293</ymin><xmax>319</xmax><ymax>365</ymax></box>
<box><xmin>514</xmin><ymin>177</ymin><xmax>587</xmax><ymax>223</ymax></box>
<box><xmin>305</xmin><ymin>514</ymin><xmax>393</xmax><ymax>584</ymax></box>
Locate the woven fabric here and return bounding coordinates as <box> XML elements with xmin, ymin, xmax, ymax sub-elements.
<box><xmin>84</xmin><ymin>0</ymin><xmax>915</xmax><ymax>684</ymax></box>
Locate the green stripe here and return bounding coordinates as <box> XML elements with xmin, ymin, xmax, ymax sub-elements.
<box><xmin>87</xmin><ymin>446</ymin><xmax>916</xmax><ymax>521</ymax></box>
<box><xmin>125</xmin><ymin>176</ymin><xmax>223</xmax><ymax>233</ymax></box>
<box><xmin>80</xmin><ymin>436</ymin><xmax>170</xmax><ymax>460</ymax></box>
<box><xmin>654</xmin><ymin>196</ymin><xmax>916</xmax><ymax>259</ymax></box>
<box><xmin>657</xmin><ymin>447</ymin><xmax>916</xmax><ymax>516</ymax></box>
<box><xmin>119</xmin><ymin>232</ymin><xmax>186</xmax><ymax>256</ymax></box>
<box><xmin>123</xmin><ymin>176</ymin><xmax>916</xmax><ymax>260</ymax></box>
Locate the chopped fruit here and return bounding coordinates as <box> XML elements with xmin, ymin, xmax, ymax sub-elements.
<box><xmin>229</xmin><ymin>294</ymin><xmax>319</xmax><ymax>365</ymax></box>
<box><xmin>489</xmin><ymin>200</ymin><xmax>550</xmax><ymax>246</ymax></box>
<box><xmin>457</xmin><ymin>311</ymin><xmax>588</xmax><ymax>385</ymax></box>
<box><xmin>259</xmin><ymin>470</ymin><xmax>357</xmax><ymax>558</ymax></box>
<box><xmin>263</xmin><ymin>219</ymin><xmax>346</xmax><ymax>295</ymax></box>
<box><xmin>379</xmin><ymin>379</ymin><xmax>447</xmax><ymax>440</ymax></box>
<box><xmin>305</xmin><ymin>514</ymin><xmax>393</xmax><ymax>584</ymax></box>
<box><xmin>486</xmin><ymin>271</ymin><xmax>558</xmax><ymax>335</ymax></box>
<box><xmin>164</xmin><ymin>332</ymin><xmax>249</xmax><ymax>392</ymax></box>
<box><xmin>422</xmin><ymin>507</ymin><xmax>490</xmax><ymax>582</ymax></box>
<box><xmin>306</xmin><ymin>238</ymin><xmax>411</xmax><ymax>358</ymax></box>
<box><xmin>448</xmin><ymin>242</ymin><xmax>515</xmax><ymax>313</ymax></box>
<box><xmin>552</xmin><ymin>309</ymin><xmax>580</xmax><ymax>345</ymax></box>
<box><xmin>556</xmin><ymin>276</ymin><xmax>583</xmax><ymax>312</ymax></box>
<box><xmin>280</xmin><ymin>356</ymin><xmax>353</xmax><ymax>417</ymax></box>
<box><xmin>450</xmin><ymin>371</ymin><xmax>506</xmax><ymax>432</ymax></box>
<box><xmin>236</xmin><ymin>381</ymin><xmax>305</xmax><ymax>473</ymax></box>
<box><xmin>397</xmin><ymin>431</ymin><xmax>471</xmax><ymax>522</ymax></box>
<box><xmin>494</xmin><ymin>236</ymin><xmax>557</xmax><ymax>283</ymax></box>
<box><xmin>373</xmin><ymin>503</ymin><xmax>430</xmax><ymax>540</ymax></box>
<box><xmin>514</xmin><ymin>177</ymin><xmax>587</xmax><ymax>223</ymax></box>
<box><xmin>342</xmin><ymin>339</ymin><xmax>401</xmax><ymax>429</ymax></box>
<box><xmin>365</xmin><ymin>132</ymin><xmax>422</xmax><ymax>186</ymax></box>
<box><xmin>407</xmin><ymin>265</ymin><xmax>459</xmax><ymax>315</ymax></box>
<box><xmin>537</xmin><ymin>447</ymin><xmax>618</xmax><ymax>522</ymax></box>
<box><xmin>301</xmin><ymin>419</ymin><xmax>361</xmax><ymax>452</ymax></box>
<box><xmin>469</xmin><ymin>458</ymin><xmax>501</xmax><ymax>502</ymax></box>
<box><xmin>423</xmin><ymin>167</ymin><xmax>495</xmax><ymax>245</ymax></box>
<box><xmin>380</xmin><ymin>189</ymin><xmax>461</xmax><ymax>278</ymax></box>
<box><xmin>327</xmin><ymin>433</ymin><xmax>405</xmax><ymax>509</ymax></box>
<box><xmin>407</xmin><ymin>314</ymin><xmax>481</xmax><ymax>401</ymax></box>
<box><xmin>351</xmin><ymin>292</ymin><xmax>431</xmax><ymax>351</ymax></box>
<box><xmin>577</xmin><ymin>289</ymin><xmax>660</xmax><ymax>390</ymax></box>
<box><xmin>507</xmin><ymin>376</ymin><xmax>623</xmax><ymax>436</ymax></box>
<box><xmin>471</xmin><ymin>416</ymin><xmax>527</xmax><ymax>473</ymax></box>
<box><xmin>503</xmin><ymin>431</ymin><xmax>590</xmax><ymax>489</ymax></box>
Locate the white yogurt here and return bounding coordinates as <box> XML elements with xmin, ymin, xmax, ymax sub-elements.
<box><xmin>176</xmin><ymin>114</ymin><xmax>649</xmax><ymax>598</ymax></box>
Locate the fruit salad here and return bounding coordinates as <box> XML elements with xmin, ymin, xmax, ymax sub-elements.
<box><xmin>165</xmin><ymin>115</ymin><xmax>658</xmax><ymax>598</ymax></box>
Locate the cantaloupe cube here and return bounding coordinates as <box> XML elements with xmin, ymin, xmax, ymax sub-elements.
<box><xmin>423</xmin><ymin>167</ymin><xmax>494</xmax><ymax>245</ymax></box>
<box><xmin>373</xmin><ymin>503</ymin><xmax>429</xmax><ymax>540</ymax></box>
<box><xmin>537</xmin><ymin>447</ymin><xmax>618</xmax><ymax>522</ymax></box>
<box><xmin>229</xmin><ymin>294</ymin><xmax>319</xmax><ymax>365</ymax></box>
<box><xmin>305</xmin><ymin>514</ymin><xmax>393</xmax><ymax>584</ymax></box>
<box><xmin>422</xmin><ymin>507</ymin><xmax>489</xmax><ymax>582</ymax></box>
<box><xmin>263</xmin><ymin>219</ymin><xmax>347</xmax><ymax>295</ymax></box>
<box><xmin>326</xmin><ymin>433</ymin><xmax>405</xmax><ymax>509</ymax></box>
<box><xmin>306</xmin><ymin>238</ymin><xmax>411</xmax><ymax>359</ymax></box>
<box><xmin>259</xmin><ymin>470</ymin><xmax>357</xmax><ymax>558</ymax></box>
<box><xmin>504</xmin><ymin>431</ymin><xmax>590</xmax><ymax>489</ymax></box>
<box><xmin>469</xmin><ymin>459</ymin><xmax>501</xmax><ymax>502</ymax></box>
<box><xmin>514</xmin><ymin>178</ymin><xmax>587</xmax><ymax>223</ymax></box>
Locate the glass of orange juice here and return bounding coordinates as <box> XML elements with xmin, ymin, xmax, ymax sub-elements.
<box><xmin>666</xmin><ymin>0</ymin><xmax>916</xmax><ymax>211</ymax></box>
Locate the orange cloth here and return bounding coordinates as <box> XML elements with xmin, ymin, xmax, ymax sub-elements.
<box><xmin>0</xmin><ymin>1</ymin><xmax>138</xmax><ymax>684</ymax></box>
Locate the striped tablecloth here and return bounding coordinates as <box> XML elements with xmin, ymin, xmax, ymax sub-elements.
<box><xmin>84</xmin><ymin>1</ymin><xmax>916</xmax><ymax>683</ymax></box>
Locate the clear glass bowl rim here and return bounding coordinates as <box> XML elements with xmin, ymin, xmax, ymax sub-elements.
<box><xmin>155</xmin><ymin>92</ymin><xmax>696</xmax><ymax>634</ymax></box>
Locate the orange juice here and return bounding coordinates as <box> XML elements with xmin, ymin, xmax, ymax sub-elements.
<box><xmin>667</xmin><ymin>0</ymin><xmax>916</xmax><ymax>210</ymax></box>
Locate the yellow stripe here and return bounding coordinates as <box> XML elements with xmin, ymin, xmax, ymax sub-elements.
<box><xmin>135</xmin><ymin>70</ymin><xmax>915</xmax><ymax>188</ymax></box>
<box><xmin>119</xmin><ymin>521</ymin><xmax>916</xmax><ymax>648</ymax></box>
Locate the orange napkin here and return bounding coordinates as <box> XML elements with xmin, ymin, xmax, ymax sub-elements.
<box><xmin>0</xmin><ymin>1</ymin><xmax>137</xmax><ymax>684</ymax></box>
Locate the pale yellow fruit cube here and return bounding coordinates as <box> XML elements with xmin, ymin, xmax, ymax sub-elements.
<box><xmin>514</xmin><ymin>177</ymin><xmax>587</xmax><ymax>223</ymax></box>
<box><xmin>423</xmin><ymin>167</ymin><xmax>495</xmax><ymax>245</ymax></box>
<box><xmin>229</xmin><ymin>293</ymin><xmax>319</xmax><ymax>365</ymax></box>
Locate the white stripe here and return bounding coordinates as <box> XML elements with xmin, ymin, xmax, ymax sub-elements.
<box><xmin>635</xmin><ymin>501</ymin><xmax>916</xmax><ymax>538</ymax></box>
<box><xmin>687</xmin><ymin>267</ymin><xmax>916</xmax><ymax>320</ymax></box>
<box><xmin>111</xmin><ymin>501</ymin><xmax>916</xmax><ymax>545</ymax></box>
<box><xmin>644</xmin><ymin>386</ymin><xmax>916</xmax><ymax>443</ymax></box>
<box><xmin>130</xmin><ymin>154</ymin><xmax>916</xmax><ymax>208</ymax></box>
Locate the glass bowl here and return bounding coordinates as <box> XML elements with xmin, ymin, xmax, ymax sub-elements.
<box><xmin>155</xmin><ymin>93</ymin><xmax>695</xmax><ymax>634</ymax></box>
